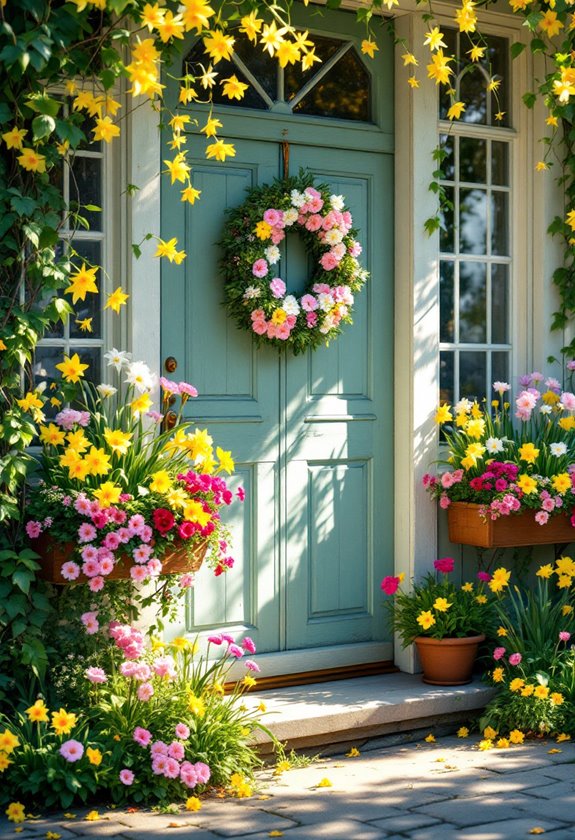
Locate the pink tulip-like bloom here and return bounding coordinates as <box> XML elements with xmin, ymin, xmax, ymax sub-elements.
<box><xmin>245</xmin><ymin>659</ymin><xmax>261</xmax><ymax>672</ymax></box>
<box><xmin>508</xmin><ymin>653</ymin><xmax>522</xmax><ymax>666</ymax></box>
<box><xmin>120</xmin><ymin>769</ymin><xmax>135</xmax><ymax>785</ymax></box>
<box><xmin>380</xmin><ymin>575</ymin><xmax>401</xmax><ymax>595</ymax></box>
<box><xmin>60</xmin><ymin>740</ymin><xmax>84</xmax><ymax>762</ymax></box>
<box><xmin>493</xmin><ymin>647</ymin><xmax>506</xmax><ymax>661</ymax></box>
<box><xmin>559</xmin><ymin>631</ymin><xmax>571</xmax><ymax>642</ymax></box>
<box><xmin>133</xmin><ymin>727</ymin><xmax>152</xmax><ymax>747</ymax></box>
<box><xmin>434</xmin><ymin>557</ymin><xmax>454</xmax><ymax>574</ymax></box>
<box><xmin>242</xmin><ymin>636</ymin><xmax>256</xmax><ymax>654</ymax></box>
<box><xmin>85</xmin><ymin>666</ymin><xmax>107</xmax><ymax>683</ymax></box>
<box><xmin>228</xmin><ymin>643</ymin><xmax>244</xmax><ymax>658</ymax></box>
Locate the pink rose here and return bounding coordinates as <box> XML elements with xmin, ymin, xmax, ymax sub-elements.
<box><xmin>493</xmin><ymin>647</ymin><xmax>506</xmax><ymax>661</ymax></box>
<box><xmin>320</xmin><ymin>252</ymin><xmax>338</xmax><ymax>271</ymax></box>
<box><xmin>508</xmin><ymin>653</ymin><xmax>522</xmax><ymax>666</ymax></box>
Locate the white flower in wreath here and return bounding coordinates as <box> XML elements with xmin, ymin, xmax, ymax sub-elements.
<box><xmin>324</xmin><ymin>228</ymin><xmax>344</xmax><ymax>246</ymax></box>
<box><xmin>317</xmin><ymin>292</ymin><xmax>334</xmax><ymax>312</ymax></box>
<box><xmin>330</xmin><ymin>194</ymin><xmax>345</xmax><ymax>211</ymax></box>
<box><xmin>283</xmin><ymin>295</ymin><xmax>300</xmax><ymax>316</ymax></box>
<box><xmin>320</xmin><ymin>313</ymin><xmax>337</xmax><ymax>334</ymax></box>
<box><xmin>265</xmin><ymin>245</ymin><xmax>281</xmax><ymax>264</ymax></box>
<box><xmin>331</xmin><ymin>243</ymin><xmax>346</xmax><ymax>261</ymax></box>
<box><xmin>284</xmin><ymin>208</ymin><xmax>299</xmax><ymax>226</ymax></box>
<box><xmin>243</xmin><ymin>286</ymin><xmax>261</xmax><ymax>300</ymax></box>
<box><xmin>290</xmin><ymin>189</ymin><xmax>306</xmax><ymax>208</ymax></box>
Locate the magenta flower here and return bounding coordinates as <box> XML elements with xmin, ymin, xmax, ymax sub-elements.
<box><xmin>242</xmin><ymin>636</ymin><xmax>256</xmax><ymax>654</ymax></box>
<box><xmin>493</xmin><ymin>647</ymin><xmax>506</xmax><ymax>661</ymax></box>
<box><xmin>508</xmin><ymin>653</ymin><xmax>522</xmax><ymax>666</ymax></box>
<box><xmin>120</xmin><ymin>769</ymin><xmax>135</xmax><ymax>785</ymax></box>
<box><xmin>245</xmin><ymin>659</ymin><xmax>260</xmax><ymax>672</ymax></box>
<box><xmin>559</xmin><ymin>631</ymin><xmax>571</xmax><ymax>642</ymax></box>
<box><xmin>380</xmin><ymin>575</ymin><xmax>401</xmax><ymax>595</ymax></box>
<box><xmin>60</xmin><ymin>740</ymin><xmax>84</xmax><ymax>762</ymax></box>
<box><xmin>477</xmin><ymin>571</ymin><xmax>491</xmax><ymax>582</ymax></box>
<box><xmin>434</xmin><ymin>557</ymin><xmax>454</xmax><ymax>574</ymax></box>
<box><xmin>228</xmin><ymin>643</ymin><xmax>244</xmax><ymax>658</ymax></box>
<box><xmin>237</xmin><ymin>486</ymin><xmax>246</xmax><ymax>501</ymax></box>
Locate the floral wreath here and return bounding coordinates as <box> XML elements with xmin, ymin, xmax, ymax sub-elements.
<box><xmin>219</xmin><ymin>171</ymin><xmax>369</xmax><ymax>354</ymax></box>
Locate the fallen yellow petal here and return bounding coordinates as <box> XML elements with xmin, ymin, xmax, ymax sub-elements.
<box><xmin>316</xmin><ymin>777</ymin><xmax>332</xmax><ymax>788</ymax></box>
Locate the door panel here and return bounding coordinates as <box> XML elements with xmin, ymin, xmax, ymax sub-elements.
<box><xmin>160</xmin><ymin>8</ymin><xmax>394</xmax><ymax>668</ymax></box>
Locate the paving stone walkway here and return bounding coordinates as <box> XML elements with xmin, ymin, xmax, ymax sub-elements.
<box><xmin>2</xmin><ymin>735</ymin><xmax>575</xmax><ymax>840</ymax></box>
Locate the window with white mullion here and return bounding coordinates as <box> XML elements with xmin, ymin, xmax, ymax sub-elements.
<box><xmin>34</xmin><ymin>102</ymin><xmax>107</xmax><ymax>409</ymax></box>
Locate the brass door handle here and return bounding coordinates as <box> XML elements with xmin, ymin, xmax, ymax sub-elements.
<box><xmin>164</xmin><ymin>356</ymin><xmax>178</xmax><ymax>373</ymax></box>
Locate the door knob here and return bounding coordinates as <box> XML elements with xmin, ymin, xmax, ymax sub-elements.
<box><xmin>164</xmin><ymin>356</ymin><xmax>178</xmax><ymax>373</ymax></box>
<box><xmin>164</xmin><ymin>410</ymin><xmax>178</xmax><ymax>429</ymax></box>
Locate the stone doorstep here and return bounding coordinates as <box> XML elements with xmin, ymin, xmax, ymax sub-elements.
<box><xmin>244</xmin><ymin>672</ymin><xmax>497</xmax><ymax>754</ymax></box>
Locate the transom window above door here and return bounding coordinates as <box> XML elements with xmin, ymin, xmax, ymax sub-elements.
<box><xmin>184</xmin><ymin>32</ymin><xmax>372</xmax><ymax>121</ymax></box>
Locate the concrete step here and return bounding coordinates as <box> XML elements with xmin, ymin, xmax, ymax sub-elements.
<box><xmin>246</xmin><ymin>672</ymin><xmax>496</xmax><ymax>754</ymax></box>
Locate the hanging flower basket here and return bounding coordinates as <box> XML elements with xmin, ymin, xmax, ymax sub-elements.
<box><xmin>33</xmin><ymin>534</ymin><xmax>208</xmax><ymax>585</ymax></box>
<box><xmin>447</xmin><ymin>502</ymin><xmax>575</xmax><ymax>548</ymax></box>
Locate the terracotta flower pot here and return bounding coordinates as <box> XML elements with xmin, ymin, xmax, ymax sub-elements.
<box><xmin>414</xmin><ymin>633</ymin><xmax>485</xmax><ymax>686</ymax></box>
<box><xmin>447</xmin><ymin>501</ymin><xmax>575</xmax><ymax>548</ymax></box>
<box><xmin>33</xmin><ymin>534</ymin><xmax>208</xmax><ymax>585</ymax></box>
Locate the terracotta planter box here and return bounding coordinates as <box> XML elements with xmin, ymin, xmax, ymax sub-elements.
<box><xmin>447</xmin><ymin>501</ymin><xmax>575</xmax><ymax>548</ymax></box>
<box><xmin>33</xmin><ymin>534</ymin><xmax>208</xmax><ymax>585</ymax></box>
<box><xmin>415</xmin><ymin>633</ymin><xmax>485</xmax><ymax>686</ymax></box>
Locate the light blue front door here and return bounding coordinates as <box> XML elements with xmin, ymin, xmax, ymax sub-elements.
<box><xmin>161</xmin><ymin>10</ymin><xmax>394</xmax><ymax>665</ymax></box>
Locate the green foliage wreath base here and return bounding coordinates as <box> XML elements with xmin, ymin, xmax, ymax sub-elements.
<box><xmin>219</xmin><ymin>172</ymin><xmax>369</xmax><ymax>356</ymax></box>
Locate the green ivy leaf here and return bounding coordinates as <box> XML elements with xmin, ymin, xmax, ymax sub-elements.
<box><xmin>32</xmin><ymin>113</ymin><xmax>56</xmax><ymax>141</ymax></box>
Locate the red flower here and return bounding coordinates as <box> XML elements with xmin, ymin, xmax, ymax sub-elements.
<box><xmin>153</xmin><ymin>508</ymin><xmax>175</xmax><ymax>535</ymax></box>
<box><xmin>178</xmin><ymin>521</ymin><xmax>198</xmax><ymax>540</ymax></box>
<box><xmin>433</xmin><ymin>556</ymin><xmax>454</xmax><ymax>574</ymax></box>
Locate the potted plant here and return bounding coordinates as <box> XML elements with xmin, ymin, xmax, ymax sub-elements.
<box><xmin>382</xmin><ymin>557</ymin><xmax>495</xmax><ymax>685</ymax></box>
<box><xmin>22</xmin><ymin>348</ymin><xmax>243</xmax><ymax>627</ymax></box>
<box><xmin>424</xmin><ymin>368</ymin><xmax>575</xmax><ymax>547</ymax></box>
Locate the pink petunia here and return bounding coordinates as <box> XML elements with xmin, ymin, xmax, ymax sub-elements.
<box><xmin>26</xmin><ymin>521</ymin><xmax>42</xmax><ymax>539</ymax></box>
<box><xmin>130</xmin><ymin>565</ymin><xmax>149</xmax><ymax>583</ymax></box>
<box><xmin>103</xmin><ymin>531</ymin><xmax>121</xmax><ymax>550</ymax></box>
<box><xmin>508</xmin><ymin>653</ymin><xmax>522</xmax><ymax>666</ymax></box>
<box><xmin>150</xmin><ymin>740</ymin><xmax>169</xmax><ymax>756</ymax></box>
<box><xmin>179</xmin><ymin>381</ymin><xmax>198</xmax><ymax>398</ymax></box>
<box><xmin>263</xmin><ymin>208</ymin><xmax>281</xmax><ymax>227</ymax></box>
<box><xmin>535</xmin><ymin>511</ymin><xmax>550</xmax><ymax>525</ymax></box>
<box><xmin>179</xmin><ymin>573</ymin><xmax>195</xmax><ymax>589</ymax></box>
<box><xmin>61</xmin><ymin>561</ymin><xmax>81</xmax><ymax>582</ymax></box>
<box><xmin>82</xmin><ymin>558</ymin><xmax>101</xmax><ymax>578</ymax></box>
<box><xmin>493</xmin><ymin>647</ymin><xmax>506</xmax><ymax>661</ymax></box>
<box><xmin>306</xmin><ymin>312</ymin><xmax>318</xmax><ymax>328</ymax></box>
<box><xmin>88</xmin><ymin>575</ymin><xmax>105</xmax><ymax>592</ymax></box>
<box><xmin>98</xmin><ymin>556</ymin><xmax>115</xmax><ymax>576</ymax></box>
<box><xmin>152</xmin><ymin>755</ymin><xmax>169</xmax><ymax>775</ymax></box>
<box><xmin>120</xmin><ymin>769</ymin><xmax>135</xmax><ymax>785</ymax></box>
<box><xmin>81</xmin><ymin>545</ymin><xmax>99</xmax><ymax>562</ymax></box>
<box><xmin>168</xmin><ymin>741</ymin><xmax>185</xmax><ymax>761</ymax></box>
<box><xmin>180</xmin><ymin>762</ymin><xmax>198</xmax><ymax>788</ymax></box>
<box><xmin>133</xmin><ymin>727</ymin><xmax>152</xmax><ymax>747</ymax></box>
<box><xmin>81</xmin><ymin>611</ymin><xmax>99</xmax><ymax>634</ymax></box>
<box><xmin>78</xmin><ymin>522</ymin><xmax>97</xmax><ymax>543</ymax></box>
<box><xmin>60</xmin><ymin>739</ymin><xmax>84</xmax><ymax>762</ymax></box>
<box><xmin>175</xmin><ymin>723</ymin><xmax>190</xmax><ymax>740</ymax></box>
<box><xmin>252</xmin><ymin>319</ymin><xmax>268</xmax><ymax>336</ymax></box>
<box><xmin>194</xmin><ymin>761</ymin><xmax>211</xmax><ymax>784</ymax></box>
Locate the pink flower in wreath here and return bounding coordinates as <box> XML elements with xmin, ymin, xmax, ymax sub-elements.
<box><xmin>267</xmin><ymin>323</ymin><xmax>279</xmax><ymax>339</ymax></box>
<box><xmin>320</xmin><ymin>252</ymin><xmax>338</xmax><ymax>271</ymax></box>
<box><xmin>349</xmin><ymin>240</ymin><xmax>362</xmax><ymax>257</ymax></box>
<box><xmin>286</xmin><ymin>315</ymin><xmax>297</xmax><ymax>328</ymax></box>
<box><xmin>263</xmin><ymin>208</ymin><xmax>282</xmax><ymax>226</ymax></box>
<box><xmin>252</xmin><ymin>319</ymin><xmax>268</xmax><ymax>335</ymax></box>
<box><xmin>276</xmin><ymin>323</ymin><xmax>291</xmax><ymax>340</ymax></box>
<box><xmin>301</xmin><ymin>294</ymin><xmax>318</xmax><ymax>312</ymax></box>
<box><xmin>270</xmin><ymin>277</ymin><xmax>286</xmax><ymax>298</ymax></box>
<box><xmin>252</xmin><ymin>259</ymin><xmax>268</xmax><ymax>278</ymax></box>
<box><xmin>305</xmin><ymin>214</ymin><xmax>323</xmax><ymax>232</ymax></box>
<box><xmin>81</xmin><ymin>611</ymin><xmax>99</xmax><ymax>633</ymax></box>
<box><xmin>271</xmin><ymin>229</ymin><xmax>285</xmax><ymax>244</ymax></box>
<box><xmin>306</xmin><ymin>312</ymin><xmax>318</xmax><ymax>328</ymax></box>
<box><xmin>98</xmin><ymin>555</ymin><xmax>115</xmax><ymax>576</ymax></box>
<box><xmin>251</xmin><ymin>308</ymin><xmax>265</xmax><ymax>321</ymax></box>
<box><xmin>179</xmin><ymin>573</ymin><xmax>195</xmax><ymax>589</ymax></box>
<box><xmin>147</xmin><ymin>558</ymin><xmax>162</xmax><ymax>576</ymax></box>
